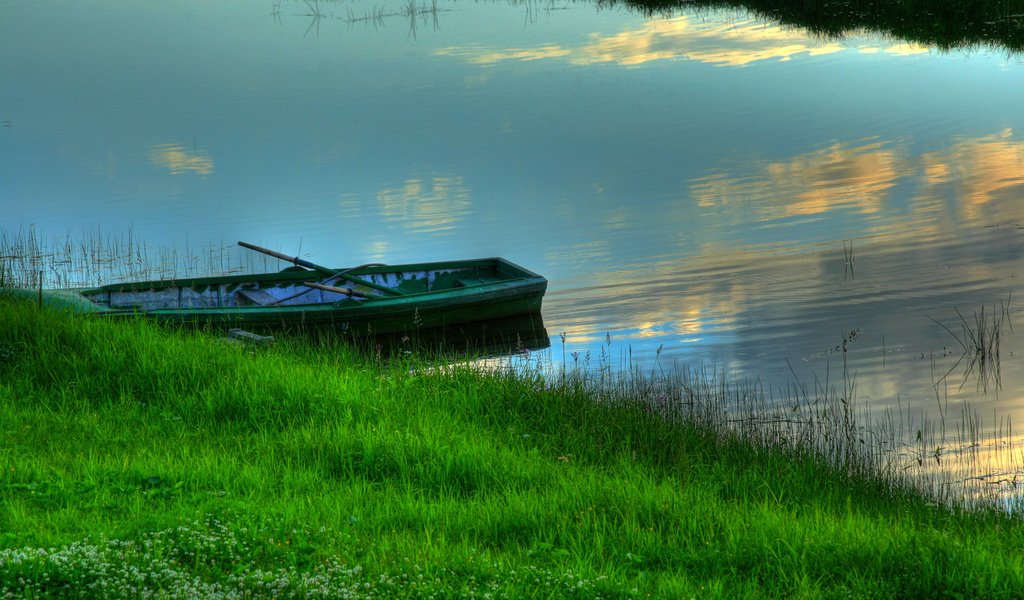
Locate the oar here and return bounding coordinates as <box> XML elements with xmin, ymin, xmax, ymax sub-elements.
<box><xmin>255</xmin><ymin>280</ymin><xmax>376</xmax><ymax>306</ymax></box>
<box><xmin>238</xmin><ymin>241</ymin><xmax>403</xmax><ymax>296</ymax></box>
<box><xmin>305</xmin><ymin>281</ymin><xmax>373</xmax><ymax>298</ymax></box>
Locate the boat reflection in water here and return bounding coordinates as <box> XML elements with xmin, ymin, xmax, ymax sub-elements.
<box><xmin>343</xmin><ymin>312</ymin><xmax>550</xmax><ymax>361</ymax></box>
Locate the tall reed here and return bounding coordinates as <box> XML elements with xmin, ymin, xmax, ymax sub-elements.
<box><xmin>0</xmin><ymin>227</ymin><xmax>271</xmax><ymax>289</ymax></box>
<box><xmin>529</xmin><ymin>328</ymin><xmax>1024</xmax><ymax>513</ymax></box>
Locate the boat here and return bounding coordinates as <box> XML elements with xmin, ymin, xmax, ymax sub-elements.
<box><xmin>1</xmin><ymin>242</ymin><xmax>547</xmax><ymax>336</ymax></box>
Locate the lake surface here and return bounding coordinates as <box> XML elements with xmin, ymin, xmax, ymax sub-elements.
<box><xmin>3</xmin><ymin>0</ymin><xmax>1023</xmax><ymax>493</ymax></box>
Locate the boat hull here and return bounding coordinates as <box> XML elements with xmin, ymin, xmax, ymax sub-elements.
<box><xmin>1</xmin><ymin>257</ymin><xmax>547</xmax><ymax>336</ymax></box>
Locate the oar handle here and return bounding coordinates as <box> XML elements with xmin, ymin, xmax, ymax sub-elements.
<box><xmin>237</xmin><ymin>241</ymin><xmax>335</xmax><ymax>276</ymax></box>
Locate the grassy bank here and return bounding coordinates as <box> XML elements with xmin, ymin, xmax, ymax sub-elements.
<box><xmin>2</xmin><ymin>301</ymin><xmax>1024</xmax><ymax>598</ymax></box>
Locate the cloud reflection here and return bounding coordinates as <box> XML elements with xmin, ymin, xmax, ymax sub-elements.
<box><xmin>549</xmin><ymin>129</ymin><xmax>1023</xmax><ymax>410</ymax></box>
<box><xmin>919</xmin><ymin>129</ymin><xmax>1024</xmax><ymax>219</ymax></box>
<box><xmin>147</xmin><ymin>143</ymin><xmax>214</xmax><ymax>176</ymax></box>
<box><xmin>574</xmin><ymin>17</ymin><xmax>846</xmax><ymax>67</ymax></box>
<box><xmin>376</xmin><ymin>176</ymin><xmax>472</xmax><ymax>235</ymax></box>
<box><xmin>689</xmin><ymin>131</ymin><xmax>1024</xmax><ymax>223</ymax></box>
<box><xmin>437</xmin><ymin>16</ymin><xmax>929</xmax><ymax>68</ymax></box>
<box><xmin>446</xmin><ymin>44</ymin><xmax>572</xmax><ymax>65</ymax></box>
<box><xmin>690</xmin><ymin>140</ymin><xmax>904</xmax><ymax>218</ymax></box>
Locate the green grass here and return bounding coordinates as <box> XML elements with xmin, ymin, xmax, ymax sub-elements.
<box><xmin>3</xmin><ymin>300</ymin><xmax>1024</xmax><ymax>598</ymax></box>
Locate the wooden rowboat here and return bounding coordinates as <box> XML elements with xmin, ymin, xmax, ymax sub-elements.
<box><xmin>3</xmin><ymin>254</ymin><xmax>547</xmax><ymax>335</ymax></box>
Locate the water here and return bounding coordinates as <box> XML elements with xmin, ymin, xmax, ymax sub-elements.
<box><xmin>2</xmin><ymin>0</ymin><xmax>1023</xmax><ymax>494</ymax></box>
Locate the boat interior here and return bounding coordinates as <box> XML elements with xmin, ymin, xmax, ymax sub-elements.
<box><xmin>82</xmin><ymin>263</ymin><xmax>511</xmax><ymax>311</ymax></box>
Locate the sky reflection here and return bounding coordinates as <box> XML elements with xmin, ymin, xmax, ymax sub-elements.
<box><xmin>437</xmin><ymin>15</ymin><xmax>933</xmax><ymax>68</ymax></box>
<box><xmin>919</xmin><ymin>129</ymin><xmax>1024</xmax><ymax>212</ymax></box>
<box><xmin>147</xmin><ymin>144</ymin><xmax>215</xmax><ymax>177</ymax></box>
<box><xmin>375</xmin><ymin>176</ymin><xmax>473</xmax><ymax>235</ymax></box>
<box><xmin>687</xmin><ymin>130</ymin><xmax>1024</xmax><ymax>230</ymax></box>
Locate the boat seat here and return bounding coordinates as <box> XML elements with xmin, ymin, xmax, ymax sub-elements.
<box><xmin>236</xmin><ymin>288</ymin><xmax>279</xmax><ymax>306</ymax></box>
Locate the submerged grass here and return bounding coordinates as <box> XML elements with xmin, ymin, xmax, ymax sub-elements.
<box><xmin>3</xmin><ymin>301</ymin><xmax>1024</xmax><ymax>597</ymax></box>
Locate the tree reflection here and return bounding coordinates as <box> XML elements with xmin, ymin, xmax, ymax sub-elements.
<box><xmin>616</xmin><ymin>0</ymin><xmax>1024</xmax><ymax>54</ymax></box>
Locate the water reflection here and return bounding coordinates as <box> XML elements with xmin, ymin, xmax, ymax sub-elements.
<box><xmin>437</xmin><ymin>44</ymin><xmax>572</xmax><ymax>65</ymax></box>
<box><xmin>690</xmin><ymin>139</ymin><xmax>900</xmax><ymax>217</ymax></box>
<box><xmin>575</xmin><ymin>17</ymin><xmax>846</xmax><ymax>67</ymax></box>
<box><xmin>689</xmin><ymin>131</ymin><xmax>1024</xmax><ymax>227</ymax></box>
<box><xmin>548</xmin><ymin>221</ymin><xmax>1021</xmax><ymax>412</ymax></box>
<box><xmin>919</xmin><ymin>130</ymin><xmax>1024</xmax><ymax>211</ymax></box>
<box><xmin>375</xmin><ymin>176</ymin><xmax>473</xmax><ymax>235</ymax></box>
<box><xmin>622</xmin><ymin>0</ymin><xmax>1024</xmax><ymax>54</ymax></box>
<box><xmin>147</xmin><ymin>143</ymin><xmax>214</xmax><ymax>177</ymax></box>
<box><xmin>544</xmin><ymin>129</ymin><xmax>1024</xmax><ymax>434</ymax></box>
<box><xmin>350</xmin><ymin>312</ymin><xmax>550</xmax><ymax>359</ymax></box>
<box><xmin>271</xmin><ymin>0</ymin><xmax>1024</xmax><ymax>57</ymax></box>
<box><xmin>436</xmin><ymin>15</ymin><xmax>937</xmax><ymax>68</ymax></box>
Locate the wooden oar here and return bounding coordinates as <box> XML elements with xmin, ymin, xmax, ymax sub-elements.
<box><xmin>305</xmin><ymin>281</ymin><xmax>374</xmax><ymax>298</ymax></box>
<box><xmin>250</xmin><ymin>280</ymin><xmax>375</xmax><ymax>306</ymax></box>
<box><xmin>238</xmin><ymin>241</ymin><xmax>403</xmax><ymax>296</ymax></box>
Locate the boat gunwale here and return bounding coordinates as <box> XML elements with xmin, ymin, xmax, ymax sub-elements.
<box><xmin>115</xmin><ymin>279</ymin><xmax>545</xmax><ymax>316</ymax></box>
<box><xmin>80</xmin><ymin>257</ymin><xmax>543</xmax><ymax>295</ymax></box>
<box><xmin>69</xmin><ymin>257</ymin><xmax>546</xmax><ymax>315</ymax></box>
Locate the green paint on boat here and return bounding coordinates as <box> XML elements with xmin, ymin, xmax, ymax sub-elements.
<box><xmin>2</xmin><ymin>257</ymin><xmax>547</xmax><ymax>335</ymax></box>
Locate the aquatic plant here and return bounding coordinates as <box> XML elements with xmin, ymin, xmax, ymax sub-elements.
<box><xmin>931</xmin><ymin>293</ymin><xmax>1014</xmax><ymax>392</ymax></box>
<box><xmin>0</xmin><ymin>227</ymin><xmax>270</xmax><ymax>290</ymax></box>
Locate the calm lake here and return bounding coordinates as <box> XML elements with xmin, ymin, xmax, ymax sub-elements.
<box><xmin>2</xmin><ymin>0</ymin><xmax>1023</xmax><ymax>493</ymax></box>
